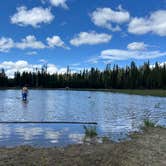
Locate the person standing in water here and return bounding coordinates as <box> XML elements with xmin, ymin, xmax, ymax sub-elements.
<box><xmin>22</xmin><ymin>86</ymin><xmax>28</xmax><ymax>101</ymax></box>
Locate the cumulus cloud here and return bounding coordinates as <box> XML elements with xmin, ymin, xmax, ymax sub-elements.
<box><xmin>26</xmin><ymin>51</ymin><xmax>38</xmax><ymax>55</ymax></box>
<box><xmin>0</xmin><ymin>35</ymin><xmax>68</xmax><ymax>52</ymax></box>
<box><xmin>91</xmin><ymin>6</ymin><xmax>130</xmax><ymax>31</ymax></box>
<box><xmin>11</xmin><ymin>6</ymin><xmax>54</xmax><ymax>27</ymax></box>
<box><xmin>0</xmin><ymin>37</ymin><xmax>14</xmax><ymax>52</ymax></box>
<box><xmin>0</xmin><ymin>60</ymin><xmax>31</xmax><ymax>77</ymax></box>
<box><xmin>150</xmin><ymin>61</ymin><xmax>166</xmax><ymax>68</ymax></box>
<box><xmin>0</xmin><ymin>60</ymin><xmax>67</xmax><ymax>78</ymax></box>
<box><xmin>128</xmin><ymin>10</ymin><xmax>166</xmax><ymax>36</ymax></box>
<box><xmin>127</xmin><ymin>42</ymin><xmax>147</xmax><ymax>51</ymax></box>
<box><xmin>39</xmin><ymin>59</ymin><xmax>48</xmax><ymax>63</ymax></box>
<box><xmin>46</xmin><ymin>35</ymin><xmax>69</xmax><ymax>49</ymax></box>
<box><xmin>16</xmin><ymin>35</ymin><xmax>46</xmax><ymax>49</ymax></box>
<box><xmin>49</xmin><ymin>0</ymin><xmax>68</xmax><ymax>9</ymax></box>
<box><xmin>159</xmin><ymin>61</ymin><xmax>166</xmax><ymax>67</ymax></box>
<box><xmin>70</xmin><ymin>31</ymin><xmax>112</xmax><ymax>46</ymax></box>
<box><xmin>100</xmin><ymin>49</ymin><xmax>166</xmax><ymax>61</ymax></box>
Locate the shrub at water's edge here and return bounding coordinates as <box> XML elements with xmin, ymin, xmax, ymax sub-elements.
<box><xmin>143</xmin><ymin>119</ymin><xmax>155</xmax><ymax>127</ymax></box>
<box><xmin>142</xmin><ymin>119</ymin><xmax>165</xmax><ymax>129</ymax></box>
<box><xmin>83</xmin><ymin>125</ymin><xmax>98</xmax><ymax>138</ymax></box>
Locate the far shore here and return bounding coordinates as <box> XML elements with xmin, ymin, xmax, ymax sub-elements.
<box><xmin>0</xmin><ymin>88</ymin><xmax>166</xmax><ymax>97</ymax></box>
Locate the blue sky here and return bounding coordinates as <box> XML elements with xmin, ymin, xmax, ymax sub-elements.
<box><xmin>0</xmin><ymin>0</ymin><xmax>166</xmax><ymax>76</ymax></box>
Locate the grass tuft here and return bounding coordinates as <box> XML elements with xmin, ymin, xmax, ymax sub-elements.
<box><xmin>102</xmin><ymin>136</ymin><xmax>110</xmax><ymax>143</ymax></box>
<box><xmin>144</xmin><ymin>119</ymin><xmax>155</xmax><ymax>127</ymax></box>
<box><xmin>83</xmin><ymin>125</ymin><xmax>97</xmax><ymax>138</ymax></box>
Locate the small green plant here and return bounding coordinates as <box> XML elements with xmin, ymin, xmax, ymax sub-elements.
<box><xmin>144</xmin><ymin>119</ymin><xmax>155</xmax><ymax>127</ymax></box>
<box><xmin>102</xmin><ymin>136</ymin><xmax>110</xmax><ymax>143</ymax></box>
<box><xmin>83</xmin><ymin>125</ymin><xmax>97</xmax><ymax>138</ymax></box>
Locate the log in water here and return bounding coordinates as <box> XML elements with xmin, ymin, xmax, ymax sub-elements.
<box><xmin>0</xmin><ymin>121</ymin><xmax>97</xmax><ymax>125</ymax></box>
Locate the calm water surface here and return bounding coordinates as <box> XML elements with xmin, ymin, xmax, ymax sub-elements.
<box><xmin>0</xmin><ymin>90</ymin><xmax>165</xmax><ymax>147</ymax></box>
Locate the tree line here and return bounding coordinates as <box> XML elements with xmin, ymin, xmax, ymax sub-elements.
<box><xmin>0</xmin><ymin>61</ymin><xmax>166</xmax><ymax>89</ymax></box>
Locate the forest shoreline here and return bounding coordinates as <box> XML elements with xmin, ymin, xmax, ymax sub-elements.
<box><xmin>0</xmin><ymin>126</ymin><xmax>165</xmax><ymax>166</ymax></box>
<box><xmin>0</xmin><ymin>88</ymin><xmax>166</xmax><ymax>97</ymax></box>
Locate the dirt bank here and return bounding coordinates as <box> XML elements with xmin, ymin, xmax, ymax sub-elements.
<box><xmin>0</xmin><ymin>127</ymin><xmax>165</xmax><ymax>166</ymax></box>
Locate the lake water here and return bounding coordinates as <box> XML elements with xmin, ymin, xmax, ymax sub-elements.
<box><xmin>0</xmin><ymin>90</ymin><xmax>165</xmax><ymax>147</ymax></box>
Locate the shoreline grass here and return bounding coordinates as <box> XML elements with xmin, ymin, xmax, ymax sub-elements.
<box><xmin>107</xmin><ymin>89</ymin><xmax>166</xmax><ymax>97</ymax></box>
<box><xmin>83</xmin><ymin>125</ymin><xmax>98</xmax><ymax>138</ymax></box>
<box><xmin>74</xmin><ymin>89</ymin><xmax>166</xmax><ymax>97</ymax></box>
<box><xmin>143</xmin><ymin>119</ymin><xmax>155</xmax><ymax>128</ymax></box>
<box><xmin>0</xmin><ymin>88</ymin><xmax>166</xmax><ymax>97</ymax></box>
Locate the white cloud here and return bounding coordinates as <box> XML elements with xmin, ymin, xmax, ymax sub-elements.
<box><xmin>87</xmin><ymin>57</ymin><xmax>99</xmax><ymax>64</ymax></box>
<box><xmin>0</xmin><ymin>35</ymin><xmax>68</xmax><ymax>52</ymax></box>
<box><xmin>26</xmin><ymin>51</ymin><xmax>38</xmax><ymax>55</ymax></box>
<box><xmin>0</xmin><ymin>61</ymin><xmax>31</xmax><ymax>78</ymax></box>
<box><xmin>127</xmin><ymin>42</ymin><xmax>147</xmax><ymax>51</ymax></box>
<box><xmin>150</xmin><ymin>61</ymin><xmax>166</xmax><ymax>68</ymax></box>
<box><xmin>16</xmin><ymin>35</ymin><xmax>46</xmax><ymax>49</ymax></box>
<box><xmin>46</xmin><ymin>64</ymin><xmax>58</xmax><ymax>74</ymax></box>
<box><xmin>128</xmin><ymin>10</ymin><xmax>166</xmax><ymax>36</ymax></box>
<box><xmin>11</xmin><ymin>6</ymin><xmax>54</xmax><ymax>27</ymax></box>
<box><xmin>46</xmin><ymin>35</ymin><xmax>69</xmax><ymax>49</ymax></box>
<box><xmin>39</xmin><ymin>59</ymin><xmax>48</xmax><ymax>63</ymax></box>
<box><xmin>0</xmin><ymin>37</ymin><xmax>14</xmax><ymax>52</ymax></box>
<box><xmin>49</xmin><ymin>0</ymin><xmax>68</xmax><ymax>9</ymax></box>
<box><xmin>70</xmin><ymin>63</ymin><xmax>80</xmax><ymax>67</ymax></box>
<box><xmin>0</xmin><ymin>60</ymin><xmax>67</xmax><ymax>78</ymax></box>
<box><xmin>91</xmin><ymin>6</ymin><xmax>130</xmax><ymax>31</ymax></box>
<box><xmin>70</xmin><ymin>31</ymin><xmax>112</xmax><ymax>46</ymax></box>
<box><xmin>160</xmin><ymin>61</ymin><xmax>166</xmax><ymax>67</ymax></box>
<box><xmin>100</xmin><ymin>49</ymin><xmax>166</xmax><ymax>61</ymax></box>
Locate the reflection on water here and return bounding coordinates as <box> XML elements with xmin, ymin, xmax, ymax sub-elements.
<box><xmin>0</xmin><ymin>90</ymin><xmax>165</xmax><ymax>147</ymax></box>
<box><xmin>0</xmin><ymin>124</ymin><xmax>86</xmax><ymax>147</ymax></box>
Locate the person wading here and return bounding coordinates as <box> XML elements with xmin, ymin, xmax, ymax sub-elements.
<box><xmin>22</xmin><ymin>86</ymin><xmax>28</xmax><ymax>101</ymax></box>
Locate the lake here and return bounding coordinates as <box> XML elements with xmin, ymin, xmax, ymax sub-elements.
<box><xmin>0</xmin><ymin>90</ymin><xmax>165</xmax><ymax>147</ymax></box>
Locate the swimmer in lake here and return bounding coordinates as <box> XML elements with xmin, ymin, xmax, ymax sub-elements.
<box><xmin>22</xmin><ymin>86</ymin><xmax>28</xmax><ymax>101</ymax></box>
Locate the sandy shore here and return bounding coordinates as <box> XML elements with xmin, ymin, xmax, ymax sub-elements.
<box><xmin>0</xmin><ymin>127</ymin><xmax>165</xmax><ymax>166</ymax></box>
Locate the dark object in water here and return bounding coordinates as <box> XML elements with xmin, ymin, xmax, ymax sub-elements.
<box><xmin>154</xmin><ymin>103</ymin><xmax>160</xmax><ymax>108</ymax></box>
<box><xmin>22</xmin><ymin>98</ymin><xmax>27</xmax><ymax>102</ymax></box>
<box><xmin>0</xmin><ymin>121</ymin><xmax>97</xmax><ymax>125</ymax></box>
<box><xmin>22</xmin><ymin>99</ymin><xmax>28</xmax><ymax>103</ymax></box>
